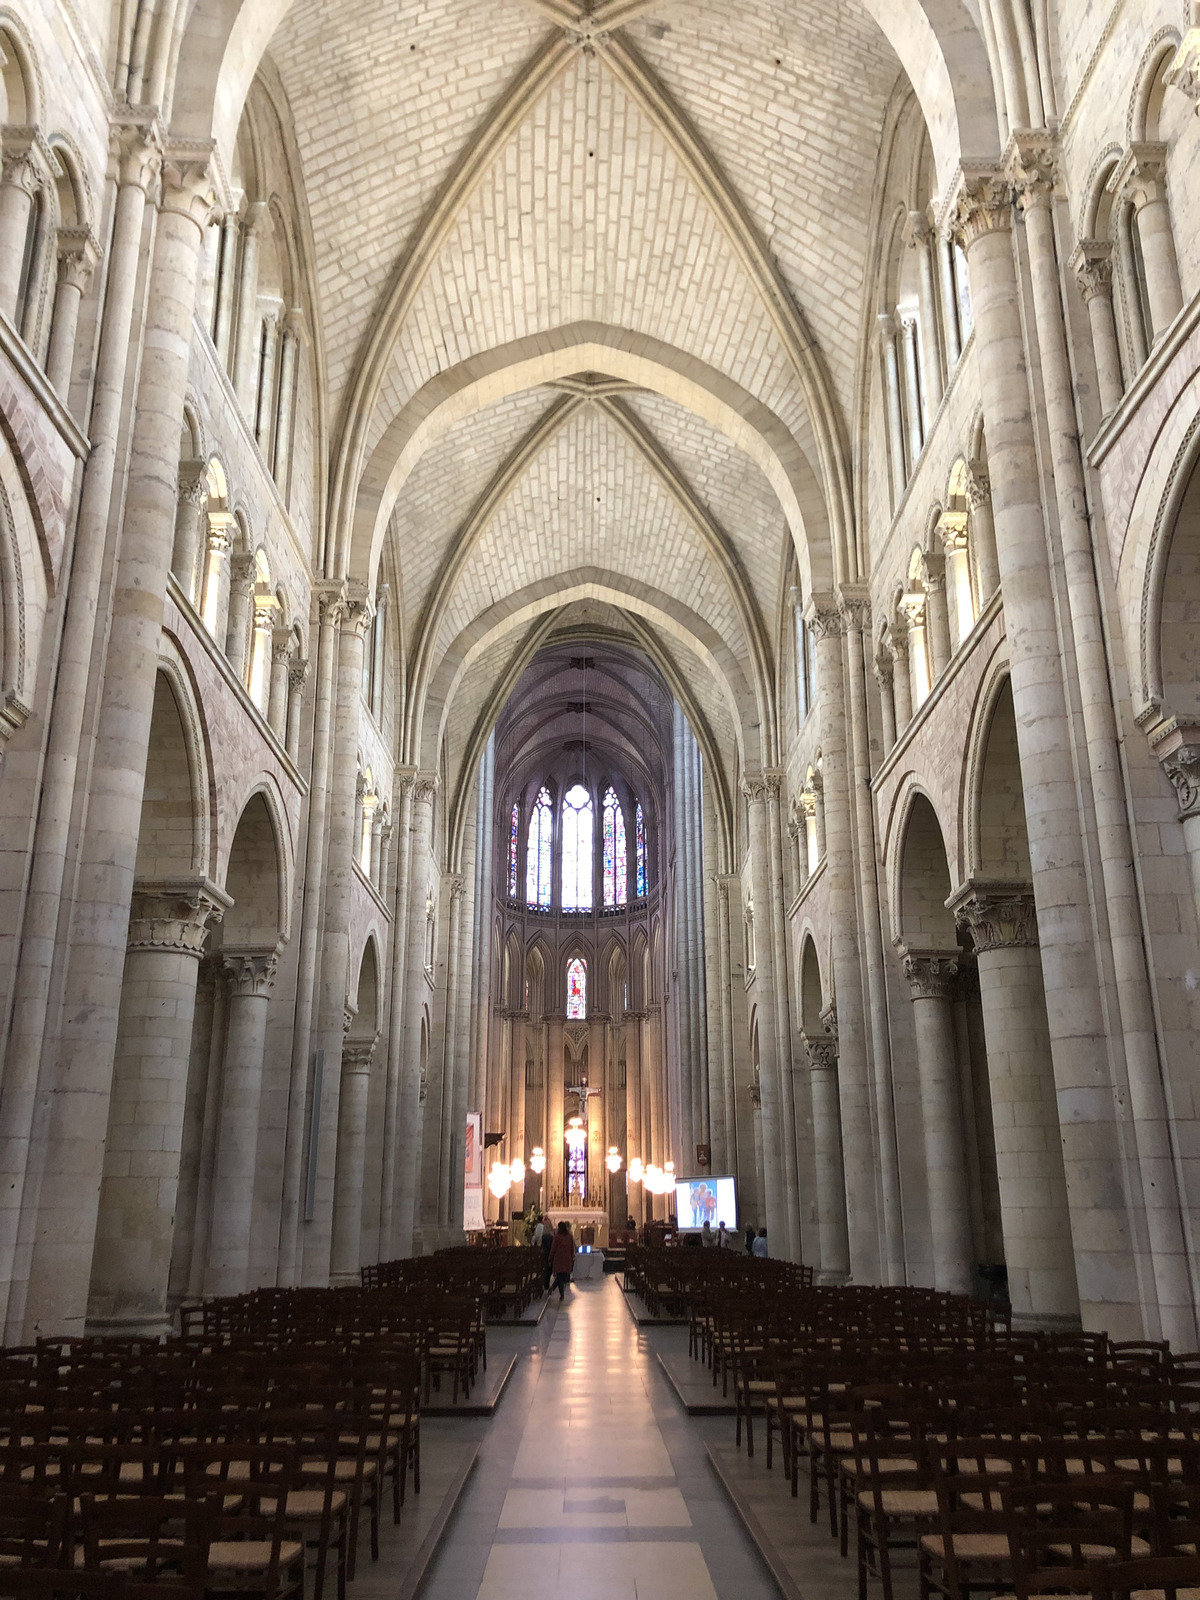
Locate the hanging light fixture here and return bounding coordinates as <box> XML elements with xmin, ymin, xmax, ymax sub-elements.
<box><xmin>488</xmin><ymin>1160</ymin><xmax>511</xmax><ymax>1198</ymax></box>
<box><xmin>628</xmin><ymin>1156</ymin><xmax>644</xmax><ymax>1184</ymax></box>
<box><xmin>605</xmin><ymin>1146</ymin><xmax>622</xmax><ymax>1174</ymax></box>
<box><xmin>564</xmin><ymin>1115</ymin><xmax>587</xmax><ymax>1153</ymax></box>
<box><xmin>510</xmin><ymin>1156</ymin><xmax>525</xmax><ymax>1187</ymax></box>
<box><xmin>530</xmin><ymin>1147</ymin><xmax>546</xmax><ymax>1175</ymax></box>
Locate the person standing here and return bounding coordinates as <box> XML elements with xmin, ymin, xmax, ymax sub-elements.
<box><xmin>745</xmin><ymin>1222</ymin><xmax>756</xmax><ymax>1254</ymax></box>
<box><xmin>541</xmin><ymin>1219</ymin><xmax>554</xmax><ymax>1290</ymax></box>
<box><xmin>752</xmin><ymin>1228</ymin><xmax>768</xmax><ymax>1259</ymax></box>
<box><xmin>548</xmin><ymin>1221</ymin><xmax>575</xmax><ymax>1301</ymax></box>
<box><xmin>717</xmin><ymin>1221</ymin><xmax>729</xmax><ymax>1250</ymax></box>
<box><xmin>701</xmin><ymin>1220</ymin><xmax>714</xmax><ymax>1248</ymax></box>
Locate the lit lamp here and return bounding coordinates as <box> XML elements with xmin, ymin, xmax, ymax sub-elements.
<box><xmin>628</xmin><ymin>1156</ymin><xmax>644</xmax><ymax>1184</ymax></box>
<box><xmin>488</xmin><ymin>1160</ymin><xmax>511</xmax><ymax>1198</ymax></box>
<box><xmin>564</xmin><ymin>1116</ymin><xmax>587</xmax><ymax>1153</ymax></box>
<box><xmin>530</xmin><ymin>1147</ymin><xmax>546</xmax><ymax>1175</ymax></box>
<box><xmin>605</xmin><ymin>1146</ymin><xmax>622</xmax><ymax>1174</ymax></box>
<box><xmin>510</xmin><ymin>1156</ymin><xmax>525</xmax><ymax>1187</ymax></box>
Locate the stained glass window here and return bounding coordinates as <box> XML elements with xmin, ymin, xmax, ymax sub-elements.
<box><xmin>561</xmin><ymin>783</ymin><xmax>593</xmax><ymax>910</ymax></box>
<box><xmin>526</xmin><ymin>787</ymin><xmax>552</xmax><ymax>908</ymax></box>
<box><xmin>508</xmin><ymin>803</ymin><xmax>519</xmax><ymax>898</ymax></box>
<box><xmin>566</xmin><ymin>1125</ymin><xmax>587</xmax><ymax>1200</ymax></box>
<box><xmin>635</xmin><ymin>802</ymin><xmax>647</xmax><ymax>897</ymax></box>
<box><xmin>566</xmin><ymin>957</ymin><xmax>586</xmax><ymax>1020</ymax></box>
<box><xmin>602</xmin><ymin>787</ymin><xmax>627</xmax><ymax>907</ymax></box>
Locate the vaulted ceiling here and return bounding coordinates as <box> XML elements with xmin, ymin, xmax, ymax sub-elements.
<box><xmin>264</xmin><ymin>0</ymin><xmax>907</xmax><ymax>856</ymax></box>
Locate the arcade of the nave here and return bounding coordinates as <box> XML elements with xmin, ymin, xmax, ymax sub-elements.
<box><xmin>1</xmin><ymin>0</ymin><xmax>1200</xmax><ymax>1362</ymax></box>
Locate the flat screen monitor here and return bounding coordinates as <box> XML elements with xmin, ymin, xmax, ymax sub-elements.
<box><xmin>675</xmin><ymin>1176</ymin><xmax>737</xmax><ymax>1231</ymax></box>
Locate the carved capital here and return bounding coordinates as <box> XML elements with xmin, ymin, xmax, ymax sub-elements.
<box><xmin>806</xmin><ymin>594</ymin><xmax>844</xmax><ymax>641</ymax></box>
<box><xmin>901</xmin><ymin>951</ymin><xmax>959</xmax><ymax>1000</ymax></box>
<box><xmin>341</xmin><ymin>579</ymin><xmax>373</xmax><ymax>640</ymax></box>
<box><xmin>315</xmin><ymin>580</ymin><xmax>347</xmax><ymax>627</ymax></box>
<box><xmin>127</xmin><ymin>881</ymin><xmax>227</xmax><ymax>955</ymax></box>
<box><xmin>223</xmin><ymin>948</ymin><xmax>279</xmax><ymax>997</ymax></box>
<box><xmin>159</xmin><ymin>143</ymin><xmax>220</xmax><ymax>230</ymax></box>
<box><xmin>899</xmin><ymin>591</ymin><xmax>927</xmax><ymax>629</ymax></box>
<box><xmin>271</xmin><ymin>627</ymin><xmax>294</xmax><ymax>664</ymax></box>
<box><xmin>948</xmin><ymin>169</ymin><xmax>1012</xmax><ymax>251</ymax></box>
<box><xmin>937</xmin><ymin>510</ymin><xmax>970</xmax><ymax>555</ymax></box>
<box><xmin>288</xmin><ymin>656</ymin><xmax>310</xmax><ymax>693</ymax></box>
<box><xmin>920</xmin><ymin>551</ymin><xmax>947</xmax><ymax>593</ymax></box>
<box><xmin>839</xmin><ymin>583</ymin><xmax>871</xmax><ymax>634</ymax></box>
<box><xmin>949</xmin><ymin>881</ymin><xmax>1039</xmax><ymax>952</ymax></box>
<box><xmin>0</xmin><ymin>126</ymin><xmax>50</xmax><ymax>196</ymax></box>
<box><xmin>873</xmin><ymin>651</ymin><xmax>894</xmax><ymax>691</ymax></box>
<box><xmin>904</xmin><ymin>208</ymin><xmax>934</xmax><ymax>249</ymax></box>
<box><xmin>1069</xmin><ymin>238</ymin><xmax>1115</xmax><ymax>303</ymax></box>
<box><xmin>342</xmin><ymin>1039</ymin><xmax>376</xmax><ymax>1074</ymax></box>
<box><xmin>964</xmin><ymin>463</ymin><xmax>991</xmax><ymax>512</ymax></box>
<box><xmin>1164</xmin><ymin>25</ymin><xmax>1200</xmax><ymax>113</ymax></box>
<box><xmin>111</xmin><ymin>121</ymin><xmax>162</xmax><ymax>191</ymax></box>
<box><xmin>803</xmin><ymin>1031</ymin><xmax>838</xmax><ymax>1074</ymax></box>
<box><xmin>747</xmin><ymin>1076</ymin><xmax>762</xmax><ymax>1109</ymax></box>
<box><xmin>413</xmin><ymin>771</ymin><xmax>439</xmax><ymax>805</ymax></box>
<box><xmin>448</xmin><ymin>874</ymin><xmax>466</xmax><ymax>902</ymax></box>
<box><xmin>177</xmin><ymin>458</ymin><xmax>208</xmax><ymax>510</ymax></box>
<box><xmin>741</xmin><ymin>774</ymin><xmax>768</xmax><ymax>805</ymax></box>
<box><xmin>55</xmin><ymin>225</ymin><xmax>100</xmax><ymax>292</ymax></box>
<box><xmin>1111</xmin><ymin>142</ymin><xmax>1169</xmax><ymax>211</ymax></box>
<box><xmin>206</xmin><ymin>511</ymin><xmax>234</xmax><ymax>555</ymax></box>
<box><xmin>1006</xmin><ymin>131</ymin><xmax>1058</xmax><ymax>214</ymax></box>
<box><xmin>229</xmin><ymin>551</ymin><xmax>255</xmax><ymax>593</ymax></box>
<box><xmin>1161</xmin><ymin>743</ymin><xmax>1200</xmax><ymax>818</ymax></box>
<box><xmin>820</xmin><ymin>1001</ymin><xmax>838</xmax><ymax>1045</ymax></box>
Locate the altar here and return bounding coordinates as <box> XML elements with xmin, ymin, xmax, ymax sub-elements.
<box><xmin>543</xmin><ymin>1207</ymin><xmax>609</xmax><ymax>1249</ymax></box>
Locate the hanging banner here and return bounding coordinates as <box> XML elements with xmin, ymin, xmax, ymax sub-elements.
<box><xmin>463</xmin><ymin>1110</ymin><xmax>484</xmax><ymax>1232</ymax></box>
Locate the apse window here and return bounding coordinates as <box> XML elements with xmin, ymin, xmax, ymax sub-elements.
<box><xmin>526</xmin><ymin>786</ymin><xmax>553</xmax><ymax>908</ymax></box>
<box><xmin>508</xmin><ymin>802</ymin><xmax>519</xmax><ymax>898</ymax></box>
<box><xmin>635</xmin><ymin>802</ymin><xmax>647</xmax><ymax>898</ymax></box>
<box><xmin>561</xmin><ymin>783</ymin><xmax>593</xmax><ymax>910</ymax></box>
<box><xmin>566</xmin><ymin>956</ymin><xmax>587</xmax><ymax>1019</ymax></box>
<box><xmin>602</xmin><ymin>786</ymin><xmax>627</xmax><ymax>907</ymax></box>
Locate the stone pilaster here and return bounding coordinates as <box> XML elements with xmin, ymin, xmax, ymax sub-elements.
<box><xmin>1111</xmin><ymin>142</ymin><xmax>1182</xmax><ymax>339</ymax></box>
<box><xmin>46</xmin><ymin>226</ymin><xmax>99</xmax><ymax>398</ymax></box>
<box><xmin>329</xmin><ymin>1037</ymin><xmax>377</xmax><ymax>1284</ymax></box>
<box><xmin>803</xmin><ymin>1026</ymin><xmax>849</xmax><ymax>1283</ymax></box>
<box><xmin>1069</xmin><ymin>239</ymin><xmax>1123</xmax><ymax>414</ymax></box>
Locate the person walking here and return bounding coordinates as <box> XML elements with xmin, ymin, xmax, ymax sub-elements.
<box><xmin>548</xmin><ymin>1221</ymin><xmax>575</xmax><ymax>1301</ymax></box>
<box><xmin>540</xmin><ymin>1219</ymin><xmax>554</xmax><ymax>1291</ymax></box>
<box><xmin>752</xmin><ymin>1227</ymin><xmax>769</xmax><ymax>1259</ymax></box>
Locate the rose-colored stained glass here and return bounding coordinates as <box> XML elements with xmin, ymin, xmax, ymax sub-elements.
<box><xmin>566</xmin><ymin>956</ymin><xmax>586</xmax><ymax>1019</ymax></box>
<box><xmin>602</xmin><ymin>787</ymin><xmax>627</xmax><ymax>906</ymax></box>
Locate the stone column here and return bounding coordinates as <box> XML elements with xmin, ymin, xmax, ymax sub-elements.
<box><xmin>302</xmin><ymin>587</ymin><xmax>372</xmax><ymax>1281</ymax></box>
<box><xmin>0</xmin><ymin>130</ymin><xmax>43</xmax><ymax>319</ymax></box>
<box><xmin>285</xmin><ymin>657</ymin><xmax>308</xmax><ymax>762</ymax></box>
<box><xmin>922</xmin><ymin>554</ymin><xmax>951</xmax><ymax>677</ymax></box>
<box><xmin>329</xmin><ymin>1037</ymin><xmax>376</xmax><ymax>1284</ymax></box>
<box><xmin>172</xmin><ymin>461</ymin><xmax>208</xmax><ymax>604</ymax></box>
<box><xmin>508</xmin><ymin>1008</ymin><xmax>527</xmax><ymax>1189</ymax></box>
<box><xmin>1113</xmin><ymin>143</ymin><xmax>1182</xmax><ymax>340</ymax></box>
<box><xmin>254</xmin><ymin>300</ymin><xmax>280</xmax><ymax>447</ymax></box>
<box><xmin>891</xmin><ymin>622</ymin><xmax>913</xmax><ymax>727</ymax></box>
<box><xmin>1070</xmin><ymin>240</ymin><xmax>1124</xmax><ymax>415</ymax></box>
<box><xmin>199</xmin><ymin>513</ymin><xmax>231</xmax><ymax>635</ymax></box>
<box><xmin>949</xmin><ymin>168</ymin><xmax>1142</xmax><ymax>1330</ymax></box>
<box><xmin>939</xmin><ymin>512</ymin><xmax>974</xmax><ymax>648</ymax></box>
<box><xmin>900</xmin><ymin>315</ymin><xmax>924</xmax><ymax>463</ymax></box>
<box><xmin>378</xmin><ymin>773</ymin><xmax>415</xmax><ymax>1258</ymax></box>
<box><xmin>267</xmin><ymin>629</ymin><xmax>291</xmax><ymax>739</ymax></box>
<box><xmin>765</xmin><ymin>772</ymin><xmax>802</xmax><ymax>1261</ymax></box>
<box><xmin>804</xmin><ymin>1026</ymin><xmax>849</xmax><ymax>1283</ymax></box>
<box><xmin>951</xmin><ymin>884</ymin><xmax>1080</xmax><ymax>1325</ymax></box>
<box><xmin>1012</xmin><ymin>138</ymin><xmax>1193</xmax><ymax>1344</ymax></box>
<box><xmin>588</xmin><ymin>1013</ymin><xmax>607</xmax><ymax>1203</ymax></box>
<box><xmin>547</xmin><ymin>1015</ymin><xmax>566</xmax><ymax>1203</ymax></box>
<box><xmin>809</xmin><ymin>600</ymin><xmax>878</xmax><ymax>1280</ymax></box>
<box><xmin>626</xmin><ymin>1010</ymin><xmax>645</xmax><ymax>1222</ymax></box>
<box><xmin>224</xmin><ymin>552</ymin><xmax>254</xmax><ymax>682</ymax></box>
<box><xmin>744</xmin><ymin>777</ymin><xmax>792</xmax><ymax>1257</ymax></box>
<box><xmin>907</xmin><ymin>210</ymin><xmax>944</xmax><ymax>411</ymax></box>
<box><xmin>842</xmin><ymin>590</ymin><xmax>903</xmax><ymax>1280</ymax></box>
<box><xmin>205</xmin><ymin>948</ymin><xmax>279</xmax><ymax>1296</ymax></box>
<box><xmin>272</xmin><ymin>309</ymin><xmax>302</xmax><ymax>490</ymax></box>
<box><xmin>230</xmin><ymin>200</ymin><xmax>267</xmax><ymax>411</ymax></box>
<box><xmin>394</xmin><ymin>775</ymin><xmax>437</xmax><ymax>1254</ymax></box>
<box><xmin>965</xmin><ymin>464</ymin><xmax>1000</xmax><ymax>602</ymax></box>
<box><xmin>0</xmin><ymin>127</ymin><xmax>159</xmax><ymax>1342</ymax></box>
<box><xmin>15</xmin><ymin>151</ymin><xmax>218</xmax><ymax>1340</ymax></box>
<box><xmin>902</xmin><ymin>952</ymin><xmax>973</xmax><ymax>1293</ymax></box>
<box><xmin>874</xmin><ymin>653</ymin><xmax>897</xmax><ymax>756</ymax></box>
<box><xmin>46</xmin><ymin>227</ymin><xmax>98</xmax><ymax>398</ymax></box>
<box><xmin>878</xmin><ymin>312</ymin><xmax>907</xmax><ymax>500</ymax></box>
<box><xmin>87</xmin><ymin>884</ymin><xmax>226</xmax><ymax>1331</ymax></box>
<box><xmin>212</xmin><ymin>207</ymin><xmax>240</xmax><ymax>365</ymax></box>
<box><xmin>938</xmin><ymin>236</ymin><xmax>963</xmax><ymax>366</ymax></box>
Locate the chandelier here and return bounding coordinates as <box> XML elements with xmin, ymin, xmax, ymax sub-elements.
<box><xmin>625</xmin><ymin>1155</ymin><xmax>675</xmax><ymax>1194</ymax></box>
<box><xmin>564</xmin><ymin>1115</ymin><xmax>587</xmax><ymax>1153</ymax></box>
<box><xmin>605</xmin><ymin>1146</ymin><xmax>622</xmax><ymax>1174</ymax></box>
<box><xmin>530</xmin><ymin>1147</ymin><xmax>546</xmax><ymax>1175</ymax></box>
<box><xmin>487</xmin><ymin>1160</ymin><xmax>510</xmax><ymax>1198</ymax></box>
<box><xmin>510</xmin><ymin>1156</ymin><xmax>525</xmax><ymax>1187</ymax></box>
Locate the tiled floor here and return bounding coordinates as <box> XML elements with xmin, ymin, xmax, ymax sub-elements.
<box><xmin>419</xmin><ymin>1275</ymin><xmax>784</xmax><ymax>1600</ymax></box>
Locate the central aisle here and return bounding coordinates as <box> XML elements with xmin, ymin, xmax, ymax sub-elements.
<box><xmin>422</xmin><ymin>1274</ymin><xmax>782</xmax><ymax>1600</ymax></box>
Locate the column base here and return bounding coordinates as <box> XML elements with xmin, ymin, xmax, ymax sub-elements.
<box><xmin>1009</xmin><ymin>1309</ymin><xmax>1084</xmax><ymax>1333</ymax></box>
<box><xmin>817</xmin><ymin>1268</ymin><xmax>851</xmax><ymax>1286</ymax></box>
<box><xmin>86</xmin><ymin>1312</ymin><xmax>173</xmax><ymax>1340</ymax></box>
<box><xmin>328</xmin><ymin>1270</ymin><xmax>362</xmax><ymax>1288</ymax></box>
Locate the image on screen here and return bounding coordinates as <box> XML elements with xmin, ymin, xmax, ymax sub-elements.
<box><xmin>675</xmin><ymin>1176</ymin><xmax>737</xmax><ymax>1231</ymax></box>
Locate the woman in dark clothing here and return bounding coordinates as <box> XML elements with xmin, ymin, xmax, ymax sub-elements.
<box><xmin>541</xmin><ymin>1222</ymin><xmax>554</xmax><ymax>1290</ymax></box>
<box><xmin>548</xmin><ymin>1221</ymin><xmax>575</xmax><ymax>1300</ymax></box>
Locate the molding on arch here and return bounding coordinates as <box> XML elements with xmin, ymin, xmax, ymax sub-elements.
<box><xmin>1133</xmin><ymin>377</ymin><xmax>1200</xmax><ymax>713</ymax></box>
<box><xmin>222</xmin><ymin>775</ymin><xmax>295</xmax><ymax>945</ymax></box>
<box><xmin>154</xmin><ymin>633</ymin><xmax>216</xmax><ymax>881</ymax></box>
<box><xmin>881</xmin><ymin>772</ymin><xmax>953</xmax><ymax>949</ymax></box>
<box><xmin>958</xmin><ymin>638</ymin><xmax>1013</xmax><ymax>882</ymax></box>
